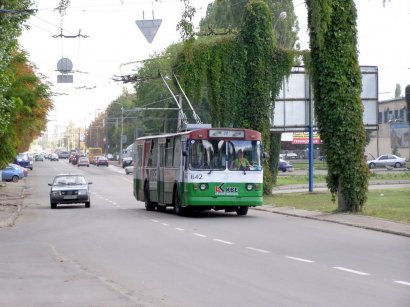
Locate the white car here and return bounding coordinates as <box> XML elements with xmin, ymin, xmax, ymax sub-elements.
<box><xmin>367</xmin><ymin>154</ymin><xmax>406</xmax><ymax>169</ymax></box>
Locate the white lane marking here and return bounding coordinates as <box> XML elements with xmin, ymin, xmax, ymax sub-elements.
<box><xmin>333</xmin><ymin>267</ymin><xmax>370</xmax><ymax>276</ymax></box>
<box><xmin>161</xmin><ymin>223</ymin><xmax>169</xmax><ymax>226</ymax></box>
<box><xmin>150</xmin><ymin>219</ymin><xmax>159</xmax><ymax>223</ymax></box>
<box><xmin>286</xmin><ymin>256</ymin><xmax>315</xmax><ymax>263</ymax></box>
<box><xmin>394</xmin><ymin>280</ymin><xmax>410</xmax><ymax>286</ymax></box>
<box><xmin>246</xmin><ymin>247</ymin><xmax>270</xmax><ymax>254</ymax></box>
<box><xmin>116</xmin><ymin>205</ymin><xmax>121</xmax><ymax>208</ymax></box>
<box><xmin>193</xmin><ymin>233</ymin><xmax>207</xmax><ymax>238</ymax></box>
<box><xmin>213</xmin><ymin>239</ymin><xmax>233</xmax><ymax>245</ymax></box>
<box><xmin>175</xmin><ymin>228</ymin><xmax>185</xmax><ymax>231</ymax></box>
<box><xmin>112</xmin><ymin>202</ymin><xmax>117</xmax><ymax>205</ymax></box>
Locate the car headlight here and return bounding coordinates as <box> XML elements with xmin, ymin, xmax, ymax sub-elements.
<box><xmin>78</xmin><ymin>189</ymin><xmax>88</xmax><ymax>195</ymax></box>
<box><xmin>51</xmin><ymin>191</ymin><xmax>61</xmax><ymax>196</ymax></box>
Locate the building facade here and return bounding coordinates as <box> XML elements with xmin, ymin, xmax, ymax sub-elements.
<box><xmin>366</xmin><ymin>97</ymin><xmax>409</xmax><ymax>161</ymax></box>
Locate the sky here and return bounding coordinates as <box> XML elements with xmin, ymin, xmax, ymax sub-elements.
<box><xmin>19</xmin><ymin>0</ymin><xmax>410</xmax><ymax>131</ymax></box>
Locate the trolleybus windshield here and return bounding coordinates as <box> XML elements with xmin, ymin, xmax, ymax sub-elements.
<box><xmin>188</xmin><ymin>139</ymin><xmax>262</xmax><ymax>171</ymax></box>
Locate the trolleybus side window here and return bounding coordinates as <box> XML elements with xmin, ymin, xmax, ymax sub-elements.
<box><xmin>147</xmin><ymin>139</ymin><xmax>158</xmax><ymax>167</ymax></box>
<box><xmin>136</xmin><ymin>145</ymin><xmax>143</xmax><ymax>167</ymax></box>
<box><xmin>165</xmin><ymin>138</ymin><xmax>173</xmax><ymax>167</ymax></box>
<box><xmin>173</xmin><ymin>136</ymin><xmax>181</xmax><ymax>168</ymax></box>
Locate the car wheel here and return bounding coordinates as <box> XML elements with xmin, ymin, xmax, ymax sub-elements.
<box><xmin>394</xmin><ymin>162</ymin><xmax>401</xmax><ymax>168</ymax></box>
<box><xmin>50</xmin><ymin>203</ymin><xmax>57</xmax><ymax>209</ymax></box>
<box><xmin>11</xmin><ymin>175</ymin><xmax>19</xmax><ymax>183</ymax></box>
<box><xmin>144</xmin><ymin>183</ymin><xmax>156</xmax><ymax>211</ymax></box>
<box><xmin>85</xmin><ymin>201</ymin><xmax>90</xmax><ymax>208</ymax></box>
<box><xmin>236</xmin><ymin>206</ymin><xmax>248</xmax><ymax>216</ymax></box>
<box><xmin>368</xmin><ymin>163</ymin><xmax>376</xmax><ymax>169</ymax></box>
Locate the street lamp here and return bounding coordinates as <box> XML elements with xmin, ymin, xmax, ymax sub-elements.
<box><xmin>110</xmin><ymin>102</ymin><xmax>124</xmax><ymax>164</ymax></box>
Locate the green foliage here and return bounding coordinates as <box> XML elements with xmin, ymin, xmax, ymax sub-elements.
<box><xmin>307</xmin><ymin>0</ymin><xmax>369</xmax><ymax>212</ymax></box>
<box><xmin>0</xmin><ymin>1</ymin><xmax>53</xmax><ymax>168</ymax></box>
<box><xmin>199</xmin><ymin>0</ymin><xmax>299</xmax><ymax>49</ymax></box>
<box><xmin>174</xmin><ymin>1</ymin><xmax>295</xmax><ymax>194</ymax></box>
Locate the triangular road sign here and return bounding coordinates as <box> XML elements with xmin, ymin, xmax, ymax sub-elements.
<box><xmin>135</xmin><ymin>19</ymin><xmax>162</xmax><ymax>43</ymax></box>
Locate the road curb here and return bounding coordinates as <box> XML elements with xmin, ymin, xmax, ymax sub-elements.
<box><xmin>252</xmin><ymin>206</ymin><xmax>410</xmax><ymax>238</ymax></box>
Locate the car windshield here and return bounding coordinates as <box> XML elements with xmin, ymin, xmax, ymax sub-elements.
<box><xmin>53</xmin><ymin>175</ymin><xmax>86</xmax><ymax>185</ymax></box>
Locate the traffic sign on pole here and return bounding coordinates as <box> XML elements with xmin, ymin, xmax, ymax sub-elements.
<box><xmin>135</xmin><ymin>19</ymin><xmax>162</xmax><ymax>43</ymax></box>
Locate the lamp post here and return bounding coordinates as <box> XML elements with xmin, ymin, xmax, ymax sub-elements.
<box><xmin>120</xmin><ymin>106</ymin><xmax>124</xmax><ymax>164</ymax></box>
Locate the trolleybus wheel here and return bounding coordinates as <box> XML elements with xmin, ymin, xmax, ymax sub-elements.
<box><xmin>173</xmin><ymin>190</ymin><xmax>186</xmax><ymax>216</ymax></box>
<box><xmin>144</xmin><ymin>183</ymin><xmax>156</xmax><ymax>211</ymax></box>
<box><xmin>236</xmin><ymin>206</ymin><xmax>248</xmax><ymax>216</ymax></box>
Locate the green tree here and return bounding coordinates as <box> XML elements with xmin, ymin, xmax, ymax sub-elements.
<box><xmin>307</xmin><ymin>0</ymin><xmax>369</xmax><ymax>212</ymax></box>
<box><xmin>174</xmin><ymin>1</ymin><xmax>294</xmax><ymax>194</ymax></box>
<box><xmin>0</xmin><ymin>0</ymin><xmax>33</xmax><ymax>167</ymax></box>
<box><xmin>199</xmin><ymin>0</ymin><xmax>299</xmax><ymax>49</ymax></box>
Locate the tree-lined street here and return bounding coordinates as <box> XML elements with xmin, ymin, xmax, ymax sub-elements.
<box><xmin>1</xmin><ymin>161</ymin><xmax>409</xmax><ymax>306</ymax></box>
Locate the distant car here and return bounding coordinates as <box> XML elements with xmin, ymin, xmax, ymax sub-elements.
<box><xmin>1</xmin><ymin>164</ymin><xmax>24</xmax><ymax>182</ymax></box>
<box><xmin>50</xmin><ymin>153</ymin><xmax>59</xmax><ymax>161</ymax></box>
<box><xmin>278</xmin><ymin>159</ymin><xmax>294</xmax><ymax>172</ymax></box>
<box><xmin>34</xmin><ymin>154</ymin><xmax>44</xmax><ymax>161</ymax></box>
<box><xmin>284</xmin><ymin>153</ymin><xmax>298</xmax><ymax>159</ymax></box>
<box><xmin>95</xmin><ymin>156</ymin><xmax>109</xmax><ymax>167</ymax></box>
<box><xmin>367</xmin><ymin>154</ymin><xmax>406</xmax><ymax>169</ymax></box>
<box><xmin>125</xmin><ymin>161</ymin><xmax>134</xmax><ymax>175</ymax></box>
<box><xmin>77</xmin><ymin>156</ymin><xmax>90</xmax><ymax>167</ymax></box>
<box><xmin>106</xmin><ymin>153</ymin><xmax>114</xmax><ymax>161</ymax></box>
<box><xmin>58</xmin><ymin>151</ymin><xmax>70</xmax><ymax>159</ymax></box>
<box><xmin>122</xmin><ymin>156</ymin><xmax>132</xmax><ymax>168</ymax></box>
<box><xmin>14</xmin><ymin>153</ymin><xmax>31</xmax><ymax>169</ymax></box>
<box><xmin>48</xmin><ymin>174</ymin><xmax>92</xmax><ymax>209</ymax></box>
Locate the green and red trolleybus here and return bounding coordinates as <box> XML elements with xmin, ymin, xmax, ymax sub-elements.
<box><xmin>133</xmin><ymin>128</ymin><xmax>264</xmax><ymax>216</ymax></box>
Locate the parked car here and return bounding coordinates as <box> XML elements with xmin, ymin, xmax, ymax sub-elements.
<box><xmin>367</xmin><ymin>154</ymin><xmax>406</xmax><ymax>169</ymax></box>
<box><xmin>125</xmin><ymin>161</ymin><xmax>134</xmax><ymax>175</ymax></box>
<box><xmin>77</xmin><ymin>156</ymin><xmax>90</xmax><ymax>167</ymax></box>
<box><xmin>50</xmin><ymin>153</ymin><xmax>59</xmax><ymax>161</ymax></box>
<box><xmin>95</xmin><ymin>156</ymin><xmax>109</xmax><ymax>167</ymax></box>
<box><xmin>10</xmin><ymin>163</ymin><xmax>28</xmax><ymax>177</ymax></box>
<box><xmin>284</xmin><ymin>152</ymin><xmax>298</xmax><ymax>159</ymax></box>
<box><xmin>278</xmin><ymin>159</ymin><xmax>294</xmax><ymax>172</ymax></box>
<box><xmin>1</xmin><ymin>164</ymin><xmax>24</xmax><ymax>182</ymax></box>
<box><xmin>48</xmin><ymin>174</ymin><xmax>92</xmax><ymax>209</ymax></box>
<box><xmin>106</xmin><ymin>153</ymin><xmax>114</xmax><ymax>161</ymax></box>
<box><xmin>14</xmin><ymin>153</ymin><xmax>31</xmax><ymax>169</ymax></box>
<box><xmin>122</xmin><ymin>156</ymin><xmax>132</xmax><ymax>168</ymax></box>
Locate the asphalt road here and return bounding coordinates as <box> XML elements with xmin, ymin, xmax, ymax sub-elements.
<box><xmin>0</xmin><ymin>160</ymin><xmax>409</xmax><ymax>306</ymax></box>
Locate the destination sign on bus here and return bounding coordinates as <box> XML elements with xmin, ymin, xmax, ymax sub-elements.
<box><xmin>209</xmin><ymin>129</ymin><xmax>245</xmax><ymax>138</ymax></box>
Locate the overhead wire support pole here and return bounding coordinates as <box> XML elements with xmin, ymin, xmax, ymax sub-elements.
<box><xmin>172</xmin><ymin>72</ymin><xmax>202</xmax><ymax>124</ymax></box>
<box><xmin>159</xmin><ymin>72</ymin><xmax>188</xmax><ymax>129</ymax></box>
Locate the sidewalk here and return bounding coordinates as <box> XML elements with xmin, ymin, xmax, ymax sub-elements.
<box><xmin>0</xmin><ymin>180</ymin><xmax>26</xmax><ymax>228</ymax></box>
<box><xmin>1</xmin><ymin>178</ymin><xmax>409</xmax><ymax>237</ymax></box>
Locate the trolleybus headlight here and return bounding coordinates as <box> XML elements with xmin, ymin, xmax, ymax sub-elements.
<box><xmin>199</xmin><ymin>183</ymin><xmax>208</xmax><ymax>191</ymax></box>
<box><xmin>246</xmin><ymin>183</ymin><xmax>254</xmax><ymax>191</ymax></box>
